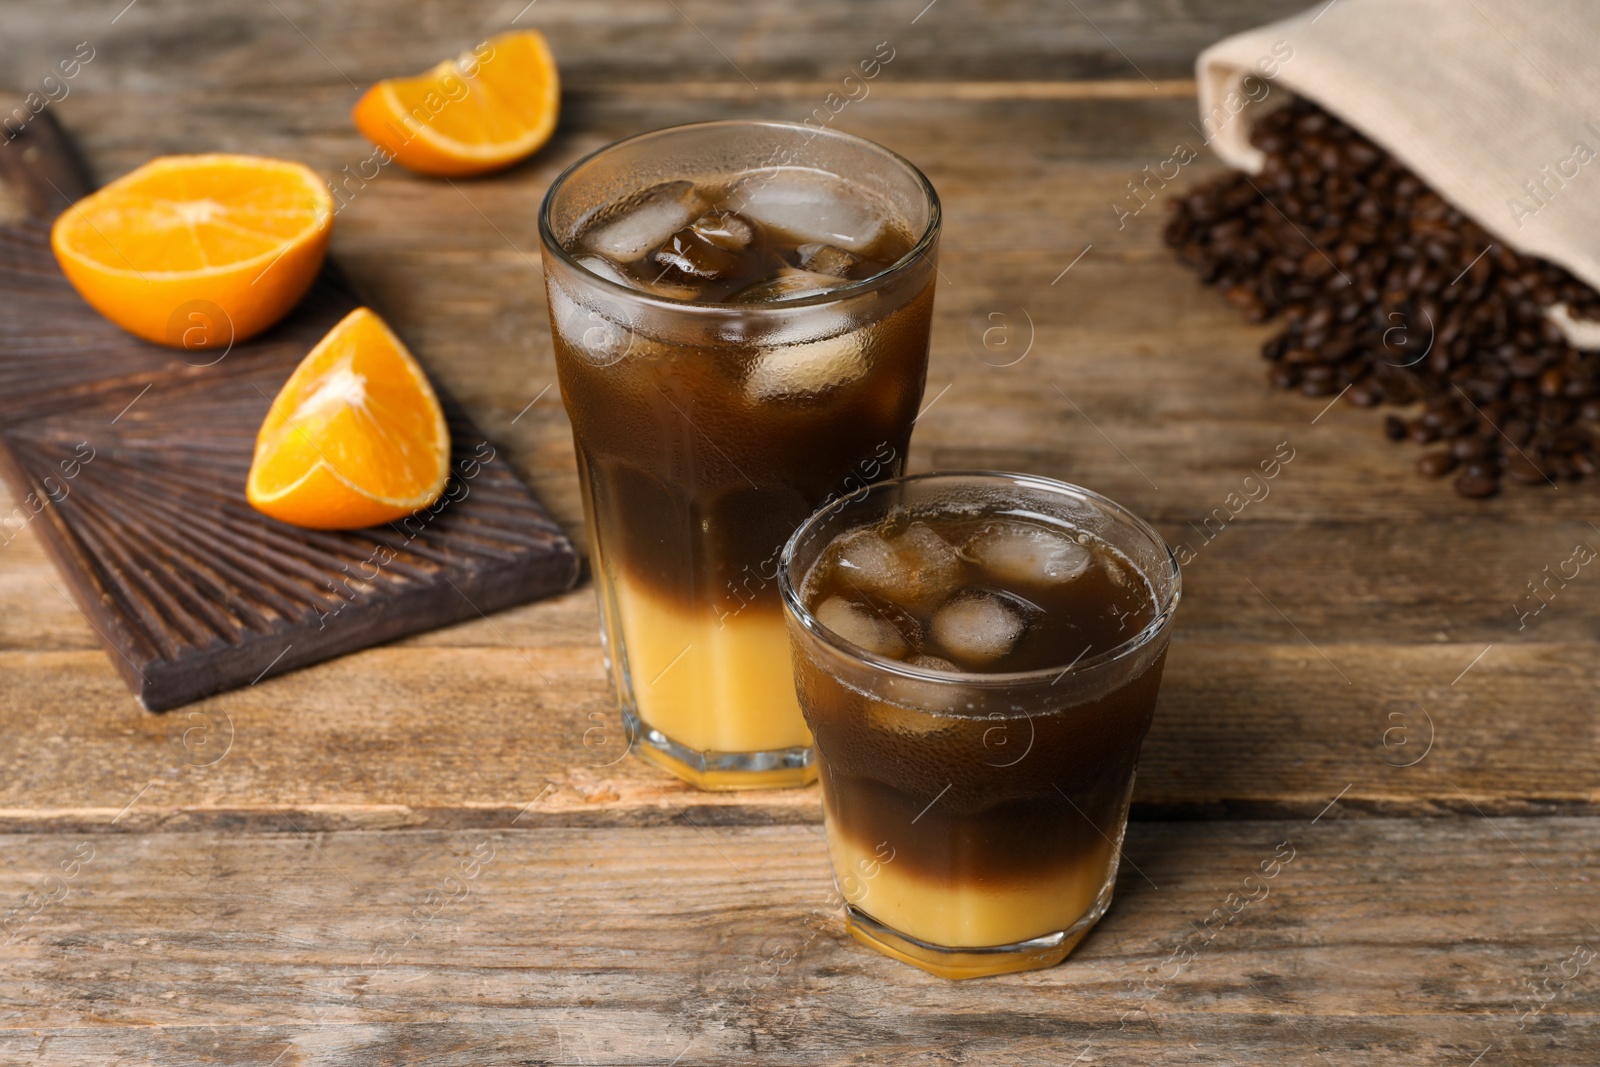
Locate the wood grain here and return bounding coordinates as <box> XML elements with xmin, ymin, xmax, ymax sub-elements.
<box><xmin>0</xmin><ymin>635</ymin><xmax>1593</xmax><ymax>831</ymax></box>
<box><xmin>0</xmin><ymin>92</ymin><xmax>1592</xmax><ymax>822</ymax></box>
<box><xmin>0</xmin><ymin>0</ymin><xmax>1308</xmax><ymax>90</ymax></box>
<box><xmin>1</xmin><ymin>819</ymin><xmax>1595</xmax><ymax>1064</ymax></box>
<box><xmin>4</xmin><ymin>0</ymin><xmax>1599</xmax><ymax>1062</ymax></box>
<box><xmin>43</xmin><ymin>87</ymin><xmax>1600</xmax><ymax>528</ymax></box>
<box><xmin>0</xmin><ymin>148</ymin><xmax>580</xmax><ymax>710</ymax></box>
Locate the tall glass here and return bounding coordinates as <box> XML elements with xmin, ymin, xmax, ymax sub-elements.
<box><xmin>780</xmin><ymin>473</ymin><xmax>1181</xmax><ymax>977</ymax></box>
<box><xmin>539</xmin><ymin>121</ymin><xmax>940</xmax><ymax>790</ymax></box>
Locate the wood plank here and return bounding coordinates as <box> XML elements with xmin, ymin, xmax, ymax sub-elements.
<box><xmin>0</xmin><ymin>0</ymin><xmax>1307</xmax><ymax>91</ymax></box>
<box><xmin>1</xmin><ymin>819</ymin><xmax>1595</xmax><ymax>1063</ymax></box>
<box><xmin>11</xmin><ymin>509</ymin><xmax>1600</xmax><ymax>649</ymax></box>
<box><xmin>1</xmin><ymin>8</ymin><xmax>1594</xmax><ymax>1060</ymax></box>
<box><xmin>2</xmin><ymin>93</ymin><xmax>1596</xmax><ymax>824</ymax></box>
<box><xmin>0</xmin><ymin>218</ymin><xmax>580</xmax><ymax>711</ymax></box>
<box><xmin>0</xmin><ymin>635</ymin><xmax>1594</xmax><ymax>831</ymax></box>
<box><xmin>6</xmin><ymin>3</ymin><xmax>1589</xmax><ymax>1061</ymax></box>
<box><xmin>35</xmin><ymin>90</ymin><xmax>1594</xmax><ymax>526</ymax></box>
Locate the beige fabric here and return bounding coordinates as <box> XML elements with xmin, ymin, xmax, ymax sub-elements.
<box><xmin>1196</xmin><ymin>0</ymin><xmax>1600</xmax><ymax>346</ymax></box>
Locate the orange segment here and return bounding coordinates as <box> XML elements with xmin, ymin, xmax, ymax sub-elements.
<box><xmin>352</xmin><ymin>30</ymin><xmax>560</xmax><ymax>178</ymax></box>
<box><xmin>51</xmin><ymin>155</ymin><xmax>333</xmax><ymax>348</ymax></box>
<box><xmin>246</xmin><ymin>307</ymin><xmax>451</xmax><ymax>530</ymax></box>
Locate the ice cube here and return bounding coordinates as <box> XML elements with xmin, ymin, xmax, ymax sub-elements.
<box><xmin>573</xmin><ymin>253</ymin><xmax>637</xmax><ymax>289</ymax></box>
<box><xmin>814</xmin><ymin>595</ymin><xmax>909</xmax><ymax>659</ymax></box>
<box><xmin>653</xmin><ymin>233</ymin><xmax>742</xmax><ymax>280</ymax></box>
<box><xmin>744</xmin><ymin>331</ymin><xmax>867</xmax><ymax>401</ymax></box>
<box><xmin>930</xmin><ymin>590</ymin><xmax>1028</xmax><ymax>666</ymax></box>
<box><xmin>689</xmin><ymin>210</ymin><xmax>755</xmax><ymax>250</ymax></box>
<box><xmin>909</xmin><ymin>653</ymin><xmax>958</xmax><ymax>672</ymax></box>
<box><xmin>797</xmin><ymin>242</ymin><xmax>859</xmax><ymax>278</ymax></box>
<box><xmin>963</xmin><ymin>523</ymin><xmax>1093</xmax><ymax>586</ymax></box>
<box><xmin>830</xmin><ymin>522</ymin><xmax>962</xmax><ymax>613</ymax></box>
<box><xmin>727</xmin><ymin>169</ymin><xmax>887</xmax><ymax>252</ymax></box>
<box><xmin>573</xmin><ymin>254</ymin><xmax>700</xmax><ymax>302</ymax></box>
<box><xmin>729</xmin><ymin>267</ymin><xmax>853</xmax><ymax>304</ymax></box>
<box><xmin>549</xmin><ymin>263</ymin><xmax>637</xmax><ymax>364</ymax></box>
<box><xmin>581</xmin><ymin>180</ymin><xmax>703</xmax><ymax>262</ymax></box>
<box><xmin>653</xmin><ymin>211</ymin><xmax>761</xmax><ymax>282</ymax></box>
<box><xmin>631</xmin><ymin>276</ymin><xmax>703</xmax><ymax>301</ymax></box>
<box><xmin>878</xmin><ymin>655</ymin><xmax>972</xmax><ymax>723</ymax></box>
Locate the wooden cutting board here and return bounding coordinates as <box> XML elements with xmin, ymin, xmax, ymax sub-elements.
<box><xmin>0</xmin><ymin>110</ymin><xmax>580</xmax><ymax>711</ymax></box>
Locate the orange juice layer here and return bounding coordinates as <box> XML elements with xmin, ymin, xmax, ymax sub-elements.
<box><xmin>830</xmin><ymin>827</ymin><xmax>1113</xmax><ymax>948</ymax></box>
<box><xmin>612</xmin><ymin>574</ymin><xmax>812</xmax><ymax>754</ymax></box>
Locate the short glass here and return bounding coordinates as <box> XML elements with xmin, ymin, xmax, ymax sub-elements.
<box><xmin>780</xmin><ymin>472</ymin><xmax>1181</xmax><ymax>978</ymax></box>
<box><xmin>539</xmin><ymin>121</ymin><xmax>940</xmax><ymax>790</ymax></box>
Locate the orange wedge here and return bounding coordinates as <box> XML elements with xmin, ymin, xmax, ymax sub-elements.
<box><xmin>51</xmin><ymin>154</ymin><xmax>333</xmax><ymax>348</ymax></box>
<box><xmin>352</xmin><ymin>30</ymin><xmax>560</xmax><ymax>178</ymax></box>
<box><xmin>246</xmin><ymin>307</ymin><xmax>451</xmax><ymax>530</ymax></box>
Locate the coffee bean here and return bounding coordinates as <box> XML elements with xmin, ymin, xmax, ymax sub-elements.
<box><xmin>1506</xmin><ymin>454</ymin><xmax>1551</xmax><ymax>485</ymax></box>
<box><xmin>1225</xmin><ymin>285</ymin><xmax>1267</xmax><ymax>321</ymax></box>
<box><xmin>1348</xmin><ymin>384</ymin><xmax>1380</xmax><ymax>407</ymax></box>
<box><xmin>1417</xmin><ymin>451</ymin><xmax>1458</xmax><ymax>477</ymax></box>
<box><xmin>1407</xmin><ymin>419</ymin><xmax>1441</xmax><ymax>444</ymax></box>
<box><xmin>1164</xmin><ymin>98</ymin><xmax>1600</xmax><ymax>495</ymax></box>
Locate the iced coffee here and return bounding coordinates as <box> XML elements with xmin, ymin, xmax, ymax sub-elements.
<box><xmin>781</xmin><ymin>473</ymin><xmax>1180</xmax><ymax>978</ymax></box>
<box><xmin>538</xmin><ymin>122</ymin><xmax>940</xmax><ymax>789</ymax></box>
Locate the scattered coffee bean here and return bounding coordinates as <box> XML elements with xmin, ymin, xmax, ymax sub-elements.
<box><xmin>1407</xmin><ymin>420</ymin><xmax>1440</xmax><ymax>444</ymax></box>
<box><xmin>1506</xmin><ymin>454</ymin><xmax>1551</xmax><ymax>486</ymax></box>
<box><xmin>1417</xmin><ymin>451</ymin><xmax>1457</xmax><ymax>477</ymax></box>
<box><xmin>1165</xmin><ymin>99</ymin><xmax>1600</xmax><ymax>499</ymax></box>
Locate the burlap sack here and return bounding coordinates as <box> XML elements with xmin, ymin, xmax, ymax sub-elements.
<box><xmin>1197</xmin><ymin>0</ymin><xmax>1600</xmax><ymax>347</ymax></box>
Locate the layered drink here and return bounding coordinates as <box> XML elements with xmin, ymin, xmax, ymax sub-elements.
<box><xmin>781</xmin><ymin>473</ymin><xmax>1180</xmax><ymax>978</ymax></box>
<box><xmin>539</xmin><ymin>122</ymin><xmax>940</xmax><ymax>789</ymax></box>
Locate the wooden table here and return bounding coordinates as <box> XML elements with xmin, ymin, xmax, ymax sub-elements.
<box><xmin>2</xmin><ymin>2</ymin><xmax>1595</xmax><ymax>1063</ymax></box>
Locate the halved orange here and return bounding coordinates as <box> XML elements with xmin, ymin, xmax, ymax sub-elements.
<box><xmin>247</xmin><ymin>307</ymin><xmax>451</xmax><ymax>530</ymax></box>
<box><xmin>51</xmin><ymin>154</ymin><xmax>333</xmax><ymax>348</ymax></box>
<box><xmin>352</xmin><ymin>30</ymin><xmax>560</xmax><ymax>178</ymax></box>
